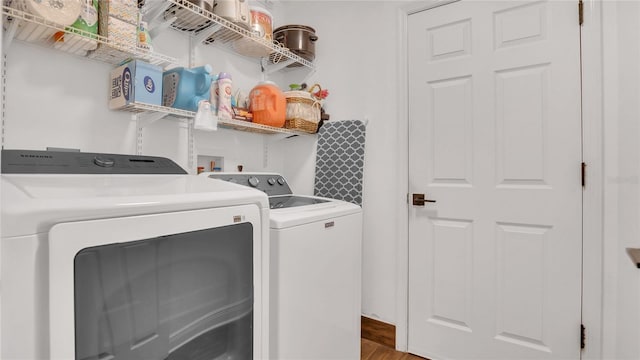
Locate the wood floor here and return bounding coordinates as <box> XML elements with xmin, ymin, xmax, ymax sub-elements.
<box><xmin>361</xmin><ymin>338</ymin><xmax>427</xmax><ymax>360</ymax></box>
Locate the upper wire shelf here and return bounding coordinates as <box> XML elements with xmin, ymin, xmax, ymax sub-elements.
<box><xmin>1</xmin><ymin>4</ymin><xmax>178</xmax><ymax>67</ymax></box>
<box><xmin>147</xmin><ymin>0</ymin><xmax>315</xmax><ymax>71</ymax></box>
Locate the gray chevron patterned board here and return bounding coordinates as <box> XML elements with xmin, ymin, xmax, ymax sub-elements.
<box><xmin>314</xmin><ymin>120</ymin><xmax>367</xmax><ymax>206</ymax></box>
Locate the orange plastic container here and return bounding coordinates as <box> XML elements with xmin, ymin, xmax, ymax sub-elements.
<box><xmin>249</xmin><ymin>81</ymin><xmax>286</xmax><ymax>128</ymax></box>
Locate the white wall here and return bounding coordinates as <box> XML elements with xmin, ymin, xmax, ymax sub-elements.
<box><xmin>278</xmin><ymin>1</ymin><xmax>401</xmax><ymax>324</ymax></box>
<box><xmin>4</xmin><ymin>44</ymin><xmax>136</xmax><ymax>154</ymax></box>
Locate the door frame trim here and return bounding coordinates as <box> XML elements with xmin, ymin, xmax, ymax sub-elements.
<box><xmin>394</xmin><ymin>4</ymin><xmax>409</xmax><ymax>351</ymax></box>
<box><xmin>395</xmin><ymin>0</ymin><xmax>462</xmax><ymax>351</ymax></box>
<box><xmin>396</xmin><ymin>1</ymin><xmax>605</xmax><ymax>357</ymax></box>
<box><xmin>580</xmin><ymin>1</ymin><xmax>605</xmax><ymax>359</ymax></box>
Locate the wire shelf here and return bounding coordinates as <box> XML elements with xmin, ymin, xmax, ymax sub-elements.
<box><xmin>2</xmin><ymin>0</ymin><xmax>314</xmax><ymax>69</ymax></box>
<box><xmin>123</xmin><ymin>102</ymin><xmax>195</xmax><ymax>117</ymax></box>
<box><xmin>156</xmin><ymin>0</ymin><xmax>315</xmax><ymax>70</ymax></box>
<box><xmin>124</xmin><ymin>102</ymin><xmax>312</xmax><ymax>136</ymax></box>
<box><xmin>2</xmin><ymin>4</ymin><xmax>178</xmax><ymax>67</ymax></box>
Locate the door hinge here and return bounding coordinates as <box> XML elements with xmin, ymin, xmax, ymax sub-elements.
<box><xmin>581</xmin><ymin>324</ymin><xmax>586</xmax><ymax>349</ymax></box>
<box><xmin>581</xmin><ymin>162</ymin><xmax>586</xmax><ymax>188</ymax></box>
<box><xmin>578</xmin><ymin>0</ymin><xmax>584</xmax><ymax>26</ymax></box>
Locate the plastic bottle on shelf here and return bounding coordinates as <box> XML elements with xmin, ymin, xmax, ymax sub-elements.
<box><xmin>162</xmin><ymin>64</ymin><xmax>213</xmax><ymax>112</ymax></box>
<box><xmin>137</xmin><ymin>19</ymin><xmax>153</xmax><ymax>51</ymax></box>
<box><xmin>210</xmin><ymin>73</ymin><xmax>219</xmax><ymax>115</ymax></box>
<box><xmin>217</xmin><ymin>72</ymin><xmax>234</xmax><ymax>121</ymax></box>
<box><xmin>249</xmin><ymin>81</ymin><xmax>286</xmax><ymax>128</ymax></box>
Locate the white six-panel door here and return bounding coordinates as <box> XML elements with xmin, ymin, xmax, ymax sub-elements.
<box><xmin>408</xmin><ymin>1</ymin><xmax>582</xmax><ymax>359</ymax></box>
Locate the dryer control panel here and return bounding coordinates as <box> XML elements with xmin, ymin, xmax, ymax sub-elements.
<box><xmin>206</xmin><ymin>173</ymin><xmax>293</xmax><ymax>196</ymax></box>
<box><xmin>1</xmin><ymin>149</ymin><xmax>187</xmax><ymax>174</ymax></box>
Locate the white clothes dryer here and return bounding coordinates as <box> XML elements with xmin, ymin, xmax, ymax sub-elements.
<box><xmin>203</xmin><ymin>172</ymin><xmax>362</xmax><ymax>360</ymax></box>
<box><xmin>1</xmin><ymin>150</ymin><xmax>270</xmax><ymax>360</ymax></box>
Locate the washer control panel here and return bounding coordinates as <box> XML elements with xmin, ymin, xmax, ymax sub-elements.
<box><xmin>206</xmin><ymin>173</ymin><xmax>293</xmax><ymax>196</ymax></box>
<box><xmin>1</xmin><ymin>149</ymin><xmax>187</xmax><ymax>174</ymax></box>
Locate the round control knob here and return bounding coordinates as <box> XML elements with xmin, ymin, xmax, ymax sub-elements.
<box><xmin>248</xmin><ymin>176</ymin><xmax>260</xmax><ymax>187</ymax></box>
<box><xmin>267</xmin><ymin>178</ymin><xmax>276</xmax><ymax>185</ymax></box>
<box><xmin>277</xmin><ymin>177</ymin><xmax>286</xmax><ymax>185</ymax></box>
<box><xmin>93</xmin><ymin>156</ymin><xmax>115</xmax><ymax>167</ymax></box>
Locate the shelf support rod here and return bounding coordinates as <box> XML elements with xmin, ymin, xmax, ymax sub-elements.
<box><xmin>186</xmin><ymin>35</ymin><xmax>196</xmax><ymax>172</ymax></box>
<box><xmin>188</xmin><ymin>118</ymin><xmax>195</xmax><ymax>171</ymax></box>
<box><xmin>301</xmin><ymin>67</ymin><xmax>318</xmax><ymax>85</ymax></box>
<box><xmin>194</xmin><ymin>24</ymin><xmax>221</xmax><ymax>44</ymax></box>
<box><xmin>3</xmin><ymin>18</ymin><xmax>19</xmax><ymax>52</ymax></box>
<box><xmin>262</xmin><ymin>57</ymin><xmax>295</xmax><ymax>74</ymax></box>
<box><xmin>1</xmin><ymin>54</ymin><xmax>7</xmax><ymax>149</ymax></box>
<box><xmin>134</xmin><ymin>114</ymin><xmax>144</xmax><ymax>155</ymax></box>
<box><xmin>262</xmin><ymin>135</ymin><xmax>269</xmax><ymax>168</ymax></box>
<box><xmin>266</xmin><ymin>133</ymin><xmax>299</xmax><ymax>144</ymax></box>
<box><xmin>189</xmin><ymin>36</ymin><xmax>197</xmax><ymax>67</ymax></box>
<box><xmin>137</xmin><ymin>111</ymin><xmax>169</xmax><ymax>128</ymax></box>
<box><xmin>145</xmin><ymin>1</ymin><xmax>172</xmax><ymax>28</ymax></box>
<box><xmin>148</xmin><ymin>16</ymin><xmax>176</xmax><ymax>41</ymax></box>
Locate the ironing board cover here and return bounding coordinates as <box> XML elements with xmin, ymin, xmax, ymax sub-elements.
<box><xmin>314</xmin><ymin>120</ymin><xmax>367</xmax><ymax>206</ymax></box>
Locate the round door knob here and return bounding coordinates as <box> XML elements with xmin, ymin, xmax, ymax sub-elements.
<box><xmin>93</xmin><ymin>156</ymin><xmax>115</xmax><ymax>167</ymax></box>
<box><xmin>267</xmin><ymin>178</ymin><xmax>276</xmax><ymax>185</ymax></box>
<box><xmin>248</xmin><ymin>176</ymin><xmax>260</xmax><ymax>187</ymax></box>
<box><xmin>277</xmin><ymin>177</ymin><xmax>286</xmax><ymax>185</ymax></box>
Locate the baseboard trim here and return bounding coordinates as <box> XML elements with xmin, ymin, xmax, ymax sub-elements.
<box><xmin>361</xmin><ymin>316</ymin><xmax>396</xmax><ymax>349</ymax></box>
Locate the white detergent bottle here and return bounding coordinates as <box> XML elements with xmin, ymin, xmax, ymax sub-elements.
<box><xmin>217</xmin><ymin>72</ymin><xmax>233</xmax><ymax>120</ymax></box>
<box><xmin>210</xmin><ymin>74</ymin><xmax>219</xmax><ymax>115</ymax></box>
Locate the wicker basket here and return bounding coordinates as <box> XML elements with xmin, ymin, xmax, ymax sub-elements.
<box><xmin>283</xmin><ymin>86</ymin><xmax>322</xmax><ymax>133</ymax></box>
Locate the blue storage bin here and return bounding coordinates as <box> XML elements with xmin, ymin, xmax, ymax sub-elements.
<box><xmin>109</xmin><ymin>60</ymin><xmax>163</xmax><ymax>109</ymax></box>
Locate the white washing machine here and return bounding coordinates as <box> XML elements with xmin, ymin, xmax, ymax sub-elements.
<box><xmin>203</xmin><ymin>172</ymin><xmax>362</xmax><ymax>360</ymax></box>
<box><xmin>1</xmin><ymin>150</ymin><xmax>270</xmax><ymax>360</ymax></box>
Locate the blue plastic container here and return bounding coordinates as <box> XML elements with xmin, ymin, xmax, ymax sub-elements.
<box><xmin>162</xmin><ymin>65</ymin><xmax>213</xmax><ymax>112</ymax></box>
